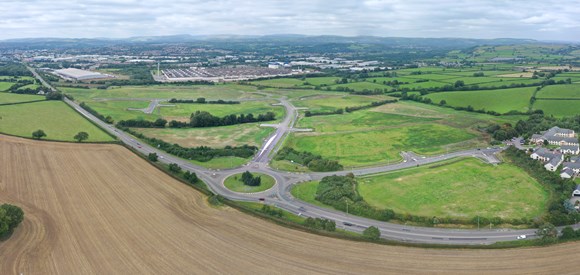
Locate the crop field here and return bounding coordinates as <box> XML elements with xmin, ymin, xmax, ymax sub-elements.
<box><xmin>425</xmin><ymin>87</ymin><xmax>536</xmax><ymax>114</ymax></box>
<box><xmin>0</xmin><ymin>101</ymin><xmax>113</xmax><ymax>142</ymax></box>
<box><xmin>136</xmin><ymin>123</ymin><xmax>274</xmax><ymax>148</ymax></box>
<box><xmin>358</xmin><ymin>158</ymin><xmax>548</xmax><ymax>220</ymax></box>
<box><xmin>2</xmin><ymin>135</ymin><xmax>580</xmax><ymax>274</ymax></box>
<box><xmin>0</xmin><ymin>92</ymin><xmax>44</xmax><ymax>104</ymax></box>
<box><xmin>0</xmin><ymin>81</ymin><xmax>16</xmax><ymax>91</ymax></box>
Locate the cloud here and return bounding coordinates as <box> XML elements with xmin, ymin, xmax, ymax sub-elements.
<box><xmin>0</xmin><ymin>0</ymin><xmax>578</xmax><ymax>41</ymax></box>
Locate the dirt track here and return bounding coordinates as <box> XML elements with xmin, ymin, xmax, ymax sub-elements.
<box><xmin>0</xmin><ymin>134</ymin><xmax>579</xmax><ymax>274</ymax></box>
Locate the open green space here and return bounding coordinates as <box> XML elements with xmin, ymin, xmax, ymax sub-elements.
<box><xmin>425</xmin><ymin>87</ymin><xmax>535</xmax><ymax>113</ymax></box>
<box><xmin>224</xmin><ymin>172</ymin><xmax>276</xmax><ymax>193</ymax></box>
<box><xmin>287</xmin><ymin>123</ymin><xmax>479</xmax><ymax>167</ymax></box>
<box><xmin>533</xmin><ymin>100</ymin><xmax>580</xmax><ymax>117</ymax></box>
<box><xmin>292</xmin><ymin>158</ymin><xmax>549</xmax><ymax>221</ymax></box>
<box><xmin>136</xmin><ymin>123</ymin><xmax>274</xmax><ymax>148</ymax></box>
<box><xmin>292</xmin><ymin>94</ymin><xmax>392</xmax><ymax>113</ymax></box>
<box><xmin>160</xmin><ymin>100</ymin><xmax>284</xmax><ymax>121</ymax></box>
<box><xmin>85</xmin><ymin>100</ymin><xmax>153</xmax><ymax>122</ymax></box>
<box><xmin>60</xmin><ymin>84</ymin><xmax>261</xmax><ymax>101</ymax></box>
<box><xmin>286</xmin><ymin>101</ymin><xmax>522</xmax><ymax>168</ymax></box>
<box><xmin>332</xmin><ymin>81</ymin><xmax>389</xmax><ymax>91</ymax></box>
<box><xmin>190</xmin><ymin>156</ymin><xmax>250</xmax><ymax>170</ymax></box>
<box><xmin>0</xmin><ymin>92</ymin><xmax>44</xmax><ymax>104</ymax></box>
<box><xmin>0</xmin><ymin>82</ymin><xmax>16</xmax><ymax>91</ymax></box>
<box><xmin>0</xmin><ymin>101</ymin><xmax>114</xmax><ymax>142</ymax></box>
<box><xmin>357</xmin><ymin>158</ymin><xmax>548</xmax><ymax>220</ymax></box>
<box><xmin>536</xmin><ymin>84</ymin><xmax>580</xmax><ymax>98</ymax></box>
<box><xmin>251</xmin><ymin>78</ymin><xmax>310</xmax><ymax>88</ymax></box>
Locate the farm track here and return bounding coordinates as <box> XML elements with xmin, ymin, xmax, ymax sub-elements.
<box><xmin>1</xmin><ymin>135</ymin><xmax>580</xmax><ymax>274</ymax></box>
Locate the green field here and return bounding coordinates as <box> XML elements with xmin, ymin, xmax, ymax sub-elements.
<box><xmin>533</xmin><ymin>100</ymin><xmax>580</xmax><ymax>117</ymax></box>
<box><xmin>0</xmin><ymin>101</ymin><xmax>114</xmax><ymax>142</ymax></box>
<box><xmin>60</xmin><ymin>84</ymin><xmax>261</xmax><ymax>101</ymax></box>
<box><xmin>537</xmin><ymin>84</ymin><xmax>580</xmax><ymax>98</ymax></box>
<box><xmin>0</xmin><ymin>92</ymin><xmax>45</xmax><ymax>104</ymax></box>
<box><xmin>425</xmin><ymin>87</ymin><xmax>535</xmax><ymax>113</ymax></box>
<box><xmin>292</xmin><ymin>94</ymin><xmax>392</xmax><ymax>113</ymax></box>
<box><xmin>357</xmin><ymin>158</ymin><xmax>548</xmax><ymax>220</ymax></box>
<box><xmin>136</xmin><ymin>123</ymin><xmax>274</xmax><ymax>148</ymax></box>
<box><xmin>160</xmin><ymin>100</ymin><xmax>284</xmax><ymax>120</ymax></box>
<box><xmin>292</xmin><ymin>158</ymin><xmax>549</xmax><ymax>221</ymax></box>
<box><xmin>224</xmin><ymin>172</ymin><xmax>276</xmax><ymax>193</ymax></box>
<box><xmin>287</xmin><ymin>123</ymin><xmax>478</xmax><ymax>167</ymax></box>
<box><xmin>251</xmin><ymin>78</ymin><xmax>310</xmax><ymax>88</ymax></box>
<box><xmin>190</xmin><ymin>157</ymin><xmax>250</xmax><ymax>169</ymax></box>
<box><xmin>286</xmin><ymin>101</ymin><xmax>517</xmax><ymax>168</ymax></box>
<box><xmin>0</xmin><ymin>82</ymin><xmax>15</xmax><ymax>91</ymax></box>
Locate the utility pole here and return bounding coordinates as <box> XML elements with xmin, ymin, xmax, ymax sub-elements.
<box><xmin>345</xmin><ymin>198</ymin><xmax>349</xmax><ymax>215</ymax></box>
<box><xmin>157</xmin><ymin>62</ymin><xmax>160</xmax><ymax>77</ymax></box>
<box><xmin>477</xmin><ymin>216</ymin><xmax>480</xmax><ymax>230</ymax></box>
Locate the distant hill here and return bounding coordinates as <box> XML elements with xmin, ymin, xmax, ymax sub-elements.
<box><xmin>0</xmin><ymin>34</ymin><xmax>539</xmax><ymax>50</ymax></box>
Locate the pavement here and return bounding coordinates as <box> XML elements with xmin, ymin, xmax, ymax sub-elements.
<box><xmin>29</xmin><ymin>66</ymin><xmax>580</xmax><ymax>245</ymax></box>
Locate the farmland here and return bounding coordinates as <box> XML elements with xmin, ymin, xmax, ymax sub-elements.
<box><xmin>357</xmin><ymin>158</ymin><xmax>548</xmax><ymax>220</ymax></box>
<box><xmin>1</xmin><ymin>135</ymin><xmax>580</xmax><ymax>274</ymax></box>
<box><xmin>0</xmin><ymin>101</ymin><xmax>113</xmax><ymax>142</ymax></box>
<box><xmin>425</xmin><ymin>87</ymin><xmax>536</xmax><ymax>114</ymax></box>
<box><xmin>0</xmin><ymin>82</ymin><xmax>16</xmax><ymax>91</ymax></box>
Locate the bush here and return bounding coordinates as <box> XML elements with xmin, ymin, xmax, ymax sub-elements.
<box><xmin>304</xmin><ymin>217</ymin><xmax>336</xmax><ymax>232</ymax></box>
<box><xmin>0</xmin><ymin>204</ymin><xmax>24</xmax><ymax>238</ymax></box>
<box><xmin>168</xmin><ymin>163</ymin><xmax>182</xmax><ymax>173</ymax></box>
<box><xmin>363</xmin><ymin>226</ymin><xmax>381</xmax><ymax>240</ymax></box>
<box><xmin>32</xmin><ymin>129</ymin><xmax>46</xmax><ymax>139</ymax></box>
<box><xmin>148</xmin><ymin>153</ymin><xmax>158</xmax><ymax>162</ymax></box>
<box><xmin>241</xmin><ymin>171</ymin><xmax>261</xmax><ymax>186</ymax></box>
<box><xmin>275</xmin><ymin>147</ymin><xmax>343</xmax><ymax>172</ymax></box>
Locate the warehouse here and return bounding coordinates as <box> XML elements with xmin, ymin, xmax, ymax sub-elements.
<box><xmin>53</xmin><ymin>68</ymin><xmax>111</xmax><ymax>81</ymax></box>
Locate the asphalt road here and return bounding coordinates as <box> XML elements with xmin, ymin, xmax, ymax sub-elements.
<box><xmin>29</xmin><ymin>66</ymin><xmax>576</xmax><ymax>245</ymax></box>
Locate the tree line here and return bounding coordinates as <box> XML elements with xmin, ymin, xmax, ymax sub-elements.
<box><xmin>275</xmin><ymin>147</ymin><xmax>343</xmax><ymax>172</ymax></box>
<box><xmin>168</xmin><ymin>97</ymin><xmax>240</xmax><ymax>104</ymax></box>
<box><xmin>79</xmin><ymin>102</ymin><xmax>114</xmax><ymax>124</ymax></box>
<box><xmin>304</xmin><ymin>99</ymin><xmax>398</xmax><ymax>117</ymax></box>
<box><xmin>117</xmin><ymin>111</ymin><xmax>276</xmax><ymax>129</ymax></box>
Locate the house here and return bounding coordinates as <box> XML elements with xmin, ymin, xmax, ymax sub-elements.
<box><xmin>560</xmin><ymin>145</ymin><xmax>580</xmax><ymax>155</ymax></box>
<box><xmin>546</xmin><ymin>126</ymin><xmax>575</xmax><ymax>138</ymax></box>
<box><xmin>571</xmin><ymin>156</ymin><xmax>580</xmax><ymax>163</ymax></box>
<box><xmin>544</xmin><ymin>154</ymin><xmax>564</xmax><ymax>171</ymax></box>
<box><xmin>563</xmin><ymin>162</ymin><xmax>580</xmax><ymax>174</ymax></box>
<box><xmin>531</xmin><ymin>148</ymin><xmax>558</xmax><ymax>162</ymax></box>
<box><xmin>561</xmin><ymin>168</ymin><xmax>574</xmax><ymax>179</ymax></box>
<box><xmin>573</xmin><ymin>185</ymin><xmax>580</xmax><ymax>197</ymax></box>
<box><xmin>529</xmin><ymin>126</ymin><xmax>578</xmax><ymax>146</ymax></box>
<box><xmin>545</xmin><ymin>136</ymin><xmax>579</xmax><ymax>146</ymax></box>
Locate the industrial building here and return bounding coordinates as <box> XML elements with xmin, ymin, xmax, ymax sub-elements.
<box><xmin>53</xmin><ymin>68</ymin><xmax>111</xmax><ymax>81</ymax></box>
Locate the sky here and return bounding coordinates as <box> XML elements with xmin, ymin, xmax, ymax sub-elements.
<box><xmin>1</xmin><ymin>0</ymin><xmax>579</xmax><ymax>41</ymax></box>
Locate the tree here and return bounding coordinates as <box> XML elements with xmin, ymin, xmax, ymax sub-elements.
<box><xmin>543</xmin><ymin>139</ymin><xmax>549</xmax><ymax>146</ymax></box>
<box><xmin>439</xmin><ymin>100</ymin><xmax>447</xmax><ymax>106</ymax></box>
<box><xmin>168</xmin><ymin>163</ymin><xmax>182</xmax><ymax>173</ymax></box>
<box><xmin>0</xmin><ymin>204</ymin><xmax>24</xmax><ymax>238</ymax></box>
<box><xmin>560</xmin><ymin>226</ymin><xmax>576</xmax><ymax>239</ymax></box>
<box><xmin>148</xmin><ymin>153</ymin><xmax>158</xmax><ymax>162</ymax></box>
<box><xmin>73</xmin><ymin>132</ymin><xmax>89</xmax><ymax>142</ymax></box>
<box><xmin>454</xmin><ymin>80</ymin><xmax>465</xmax><ymax>88</ymax></box>
<box><xmin>363</xmin><ymin>226</ymin><xmax>381</xmax><ymax>240</ymax></box>
<box><xmin>32</xmin><ymin>129</ymin><xmax>46</xmax><ymax>139</ymax></box>
<box><xmin>536</xmin><ymin>223</ymin><xmax>558</xmax><ymax>241</ymax></box>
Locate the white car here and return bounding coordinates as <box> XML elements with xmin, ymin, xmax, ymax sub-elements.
<box><xmin>517</xmin><ymin>235</ymin><xmax>526</xmax><ymax>240</ymax></box>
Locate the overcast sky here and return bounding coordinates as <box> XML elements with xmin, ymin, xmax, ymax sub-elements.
<box><xmin>1</xmin><ymin>0</ymin><xmax>579</xmax><ymax>41</ymax></box>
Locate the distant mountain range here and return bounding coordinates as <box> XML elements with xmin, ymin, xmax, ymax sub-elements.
<box><xmin>0</xmin><ymin>34</ymin><xmax>539</xmax><ymax>49</ymax></box>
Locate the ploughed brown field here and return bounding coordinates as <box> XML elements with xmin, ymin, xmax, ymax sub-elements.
<box><xmin>0</xmin><ymin>134</ymin><xmax>578</xmax><ymax>274</ymax></box>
